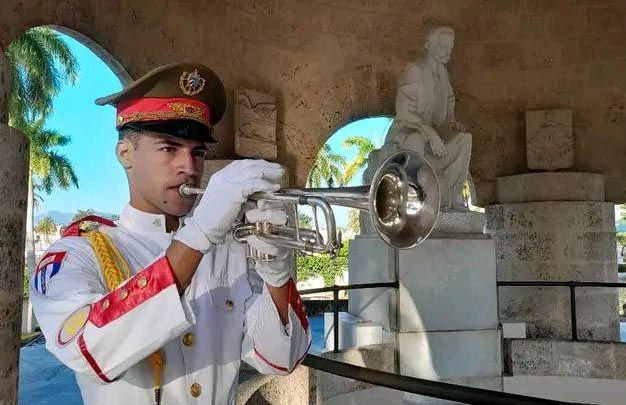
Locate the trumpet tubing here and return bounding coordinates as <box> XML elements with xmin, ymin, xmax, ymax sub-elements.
<box><xmin>180</xmin><ymin>150</ymin><xmax>440</xmax><ymax>259</ymax></box>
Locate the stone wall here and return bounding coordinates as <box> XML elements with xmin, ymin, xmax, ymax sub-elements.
<box><xmin>507</xmin><ymin>339</ymin><xmax>626</xmax><ymax>380</ymax></box>
<box><xmin>1</xmin><ymin>1</ymin><xmax>626</xmax><ymax>204</ymax></box>
<box><xmin>486</xmin><ymin>201</ymin><xmax>619</xmax><ymax>340</ymax></box>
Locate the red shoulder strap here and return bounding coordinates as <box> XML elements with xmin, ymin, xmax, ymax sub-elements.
<box><xmin>62</xmin><ymin>215</ymin><xmax>117</xmax><ymax>237</ymax></box>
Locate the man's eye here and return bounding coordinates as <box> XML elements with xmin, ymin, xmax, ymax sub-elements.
<box><xmin>193</xmin><ymin>150</ymin><xmax>208</xmax><ymax>158</ymax></box>
<box><xmin>160</xmin><ymin>147</ymin><xmax>175</xmax><ymax>152</ymax></box>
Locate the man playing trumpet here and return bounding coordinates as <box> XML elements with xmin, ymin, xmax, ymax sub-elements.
<box><xmin>31</xmin><ymin>62</ymin><xmax>311</xmax><ymax>404</ymax></box>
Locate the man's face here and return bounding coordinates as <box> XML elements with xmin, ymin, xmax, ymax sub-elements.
<box><xmin>120</xmin><ymin>132</ymin><xmax>207</xmax><ymax>217</ymax></box>
<box><xmin>426</xmin><ymin>33</ymin><xmax>454</xmax><ymax>64</ymax></box>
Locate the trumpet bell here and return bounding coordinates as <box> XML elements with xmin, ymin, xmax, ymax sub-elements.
<box><xmin>368</xmin><ymin>150</ymin><xmax>440</xmax><ymax>249</ymax></box>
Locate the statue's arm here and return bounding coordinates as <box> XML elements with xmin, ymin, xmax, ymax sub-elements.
<box><xmin>445</xmin><ymin>76</ymin><xmax>466</xmax><ymax>132</ymax></box>
<box><xmin>395</xmin><ymin>64</ymin><xmax>437</xmax><ymax>140</ymax></box>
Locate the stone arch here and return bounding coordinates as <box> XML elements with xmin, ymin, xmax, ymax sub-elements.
<box><xmin>305</xmin><ymin>115</ymin><xmax>478</xmax><ymax>207</ymax></box>
<box><xmin>47</xmin><ymin>26</ymin><xmax>133</xmax><ymax>85</ymax></box>
<box><xmin>0</xmin><ymin>24</ymin><xmax>129</xmax><ymax>403</ymax></box>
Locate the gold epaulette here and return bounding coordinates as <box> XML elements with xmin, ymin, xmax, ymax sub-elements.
<box><xmin>84</xmin><ymin>231</ymin><xmax>164</xmax><ymax>405</ymax></box>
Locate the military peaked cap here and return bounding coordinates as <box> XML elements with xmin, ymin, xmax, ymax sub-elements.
<box><xmin>95</xmin><ymin>62</ymin><xmax>226</xmax><ymax>132</ymax></box>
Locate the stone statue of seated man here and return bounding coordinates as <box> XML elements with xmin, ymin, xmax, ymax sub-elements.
<box><xmin>365</xmin><ymin>26</ymin><xmax>472</xmax><ymax>216</ymax></box>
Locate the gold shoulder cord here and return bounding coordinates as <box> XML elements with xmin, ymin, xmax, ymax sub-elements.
<box><xmin>84</xmin><ymin>231</ymin><xmax>164</xmax><ymax>405</ymax></box>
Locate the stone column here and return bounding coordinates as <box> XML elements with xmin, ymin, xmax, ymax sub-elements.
<box><xmin>486</xmin><ymin>173</ymin><xmax>619</xmax><ymax>341</ymax></box>
<box><xmin>0</xmin><ymin>51</ymin><xmax>29</xmax><ymax>404</ymax></box>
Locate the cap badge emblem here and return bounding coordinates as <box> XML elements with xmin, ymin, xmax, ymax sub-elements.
<box><xmin>179</xmin><ymin>69</ymin><xmax>206</xmax><ymax>96</ymax></box>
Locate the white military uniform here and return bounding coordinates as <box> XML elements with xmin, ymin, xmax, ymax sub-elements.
<box><xmin>31</xmin><ymin>204</ymin><xmax>312</xmax><ymax>404</ymax></box>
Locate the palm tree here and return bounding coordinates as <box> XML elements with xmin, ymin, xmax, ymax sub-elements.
<box><xmin>7</xmin><ymin>27</ymin><xmax>79</xmax><ymax>335</ymax></box>
<box><xmin>307</xmin><ymin>144</ymin><xmax>346</xmax><ymax>188</ymax></box>
<box><xmin>342</xmin><ymin>135</ymin><xmax>380</xmax><ymax>185</ymax></box>
<box><xmin>35</xmin><ymin>216</ymin><xmax>57</xmax><ymax>243</ymax></box>
<box><xmin>23</xmin><ymin>118</ymin><xmax>78</xmax><ymax>276</ymax></box>
<box><xmin>6</xmin><ymin>27</ymin><xmax>78</xmax><ymax>128</ymax></box>
<box><xmin>71</xmin><ymin>208</ymin><xmax>96</xmax><ymax>223</ymax></box>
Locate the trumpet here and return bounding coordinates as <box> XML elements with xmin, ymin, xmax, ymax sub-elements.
<box><xmin>179</xmin><ymin>150</ymin><xmax>440</xmax><ymax>260</ymax></box>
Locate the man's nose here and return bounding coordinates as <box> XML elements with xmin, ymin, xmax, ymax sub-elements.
<box><xmin>176</xmin><ymin>150</ymin><xmax>198</xmax><ymax>175</ymax></box>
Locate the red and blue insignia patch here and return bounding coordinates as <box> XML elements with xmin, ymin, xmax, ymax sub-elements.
<box><xmin>33</xmin><ymin>251</ymin><xmax>67</xmax><ymax>295</ymax></box>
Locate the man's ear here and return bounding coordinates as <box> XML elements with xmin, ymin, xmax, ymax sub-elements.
<box><xmin>116</xmin><ymin>139</ymin><xmax>134</xmax><ymax>169</ymax></box>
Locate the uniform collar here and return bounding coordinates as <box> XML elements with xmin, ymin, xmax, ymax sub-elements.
<box><xmin>119</xmin><ymin>204</ymin><xmax>183</xmax><ymax>234</ymax></box>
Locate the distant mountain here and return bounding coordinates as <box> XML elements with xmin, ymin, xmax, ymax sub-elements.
<box><xmin>34</xmin><ymin>210</ymin><xmax>118</xmax><ymax>226</ymax></box>
<box><xmin>34</xmin><ymin>211</ymin><xmax>75</xmax><ymax>226</ymax></box>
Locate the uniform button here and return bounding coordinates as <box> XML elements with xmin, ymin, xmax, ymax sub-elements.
<box><xmin>182</xmin><ymin>332</ymin><xmax>195</xmax><ymax>347</ymax></box>
<box><xmin>101</xmin><ymin>299</ymin><xmax>110</xmax><ymax>310</ymax></box>
<box><xmin>190</xmin><ymin>383</ymin><xmax>201</xmax><ymax>397</ymax></box>
<box><xmin>137</xmin><ymin>276</ymin><xmax>148</xmax><ymax>288</ymax></box>
<box><xmin>119</xmin><ymin>290</ymin><xmax>129</xmax><ymax>300</ymax></box>
<box><xmin>225</xmin><ymin>300</ymin><xmax>234</xmax><ymax>310</ymax></box>
<box><xmin>153</xmin><ymin>218</ymin><xmax>162</xmax><ymax>227</ymax></box>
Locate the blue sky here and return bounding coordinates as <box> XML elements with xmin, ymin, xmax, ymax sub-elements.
<box><xmin>37</xmin><ymin>33</ymin><xmax>392</xmax><ymax>228</ymax></box>
<box><xmin>38</xmin><ymin>33</ymin><xmax>125</xmax><ymax>217</ymax></box>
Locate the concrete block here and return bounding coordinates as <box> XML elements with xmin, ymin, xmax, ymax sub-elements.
<box><xmin>348</xmin><ymin>235</ymin><xmax>396</xmax><ymax>331</ymax></box>
<box><xmin>496</xmin><ymin>173</ymin><xmax>605</xmax><ymax>203</ymax></box>
<box><xmin>504</xmin><ymin>375</ymin><xmax>626</xmax><ymax>405</ymax></box>
<box><xmin>486</xmin><ymin>202</ymin><xmax>615</xmax><ymax>233</ymax></box>
<box><xmin>525</xmin><ymin>109</ymin><xmax>573</xmax><ymax>171</ymax></box>
<box><xmin>399</xmin><ymin>330</ymin><xmax>502</xmax><ymax>379</ymax></box>
<box><xmin>502</xmin><ymin>322</ymin><xmax>526</xmax><ymax>339</ymax></box>
<box><xmin>324</xmin><ymin>312</ymin><xmax>383</xmax><ymax>351</ymax></box>
<box><xmin>325</xmin><ymin>380</ymin><xmax>502</xmax><ymax>405</ymax></box>
<box><xmin>431</xmin><ymin>210</ymin><xmax>485</xmax><ymax>236</ymax></box>
<box><xmin>509</xmin><ymin>340</ymin><xmax>626</xmax><ymax>380</ymax></box>
<box><xmin>317</xmin><ymin>344</ymin><xmax>395</xmax><ymax>401</ymax></box>
<box><xmin>398</xmin><ymin>238</ymin><xmax>498</xmax><ymax>332</ymax></box>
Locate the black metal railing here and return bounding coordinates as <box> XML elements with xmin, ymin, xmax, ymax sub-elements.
<box><xmin>298</xmin><ymin>282</ymin><xmax>572</xmax><ymax>404</ymax></box>
<box><xmin>299</xmin><ymin>281</ymin><xmax>398</xmax><ymax>353</ymax></box>
<box><xmin>302</xmin><ymin>354</ymin><xmax>567</xmax><ymax>404</ymax></box>
<box><xmin>498</xmin><ymin>280</ymin><xmax>626</xmax><ymax>341</ymax></box>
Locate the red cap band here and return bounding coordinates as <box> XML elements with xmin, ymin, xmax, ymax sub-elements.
<box><xmin>116</xmin><ymin>97</ymin><xmax>210</xmax><ymax>128</ymax></box>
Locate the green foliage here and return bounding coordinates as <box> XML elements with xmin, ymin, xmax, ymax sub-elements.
<box><xmin>23</xmin><ymin>266</ymin><xmax>30</xmax><ymax>298</ymax></box>
<box><xmin>35</xmin><ymin>216</ymin><xmax>57</xmax><ymax>242</ymax></box>
<box><xmin>307</xmin><ymin>144</ymin><xmax>346</xmax><ymax>188</ymax></box>
<box><xmin>296</xmin><ymin>240</ymin><xmax>349</xmax><ymax>286</ymax></box>
<box><xmin>6</xmin><ymin>27</ymin><xmax>78</xmax><ymax>127</ymax></box>
<box><xmin>24</xmin><ymin>117</ymin><xmax>79</xmax><ymax>194</ymax></box>
<box><xmin>347</xmin><ymin>209</ymin><xmax>360</xmax><ymax>235</ymax></box>
<box><xmin>71</xmin><ymin>209</ymin><xmax>97</xmax><ymax>223</ymax></box>
<box><xmin>298</xmin><ymin>213</ymin><xmax>312</xmax><ymax>228</ymax></box>
<box><xmin>342</xmin><ymin>135</ymin><xmax>380</xmax><ymax>184</ymax></box>
<box><xmin>617</xmin><ymin>232</ymin><xmax>626</xmax><ymax>251</ymax></box>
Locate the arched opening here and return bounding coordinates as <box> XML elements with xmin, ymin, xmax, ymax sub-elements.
<box><xmin>10</xmin><ymin>26</ymin><xmax>127</xmax><ymax>404</ymax></box>
<box><xmin>297</xmin><ymin>116</ymin><xmax>392</xmax><ymax>353</ymax></box>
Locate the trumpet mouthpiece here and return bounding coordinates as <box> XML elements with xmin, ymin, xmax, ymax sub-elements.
<box><xmin>179</xmin><ymin>184</ymin><xmax>204</xmax><ymax>198</ymax></box>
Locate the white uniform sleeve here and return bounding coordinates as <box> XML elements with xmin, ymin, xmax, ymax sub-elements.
<box><xmin>30</xmin><ymin>236</ymin><xmax>195</xmax><ymax>384</ymax></box>
<box><xmin>241</xmin><ymin>270</ymin><xmax>312</xmax><ymax>375</ymax></box>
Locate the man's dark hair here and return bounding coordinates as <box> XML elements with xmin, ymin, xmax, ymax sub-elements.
<box><xmin>118</xmin><ymin>119</ymin><xmax>215</xmax><ymax>145</ymax></box>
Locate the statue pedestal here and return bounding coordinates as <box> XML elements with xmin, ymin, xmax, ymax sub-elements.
<box><xmin>349</xmin><ymin>213</ymin><xmax>502</xmax><ymax>389</ymax></box>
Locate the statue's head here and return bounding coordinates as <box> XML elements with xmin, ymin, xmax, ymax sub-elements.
<box><xmin>425</xmin><ymin>26</ymin><xmax>455</xmax><ymax>64</ymax></box>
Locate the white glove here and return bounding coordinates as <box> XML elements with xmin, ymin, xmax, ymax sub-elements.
<box><xmin>174</xmin><ymin>160</ymin><xmax>284</xmax><ymax>253</ymax></box>
<box><xmin>245</xmin><ymin>205</ymin><xmax>294</xmax><ymax>288</ymax></box>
